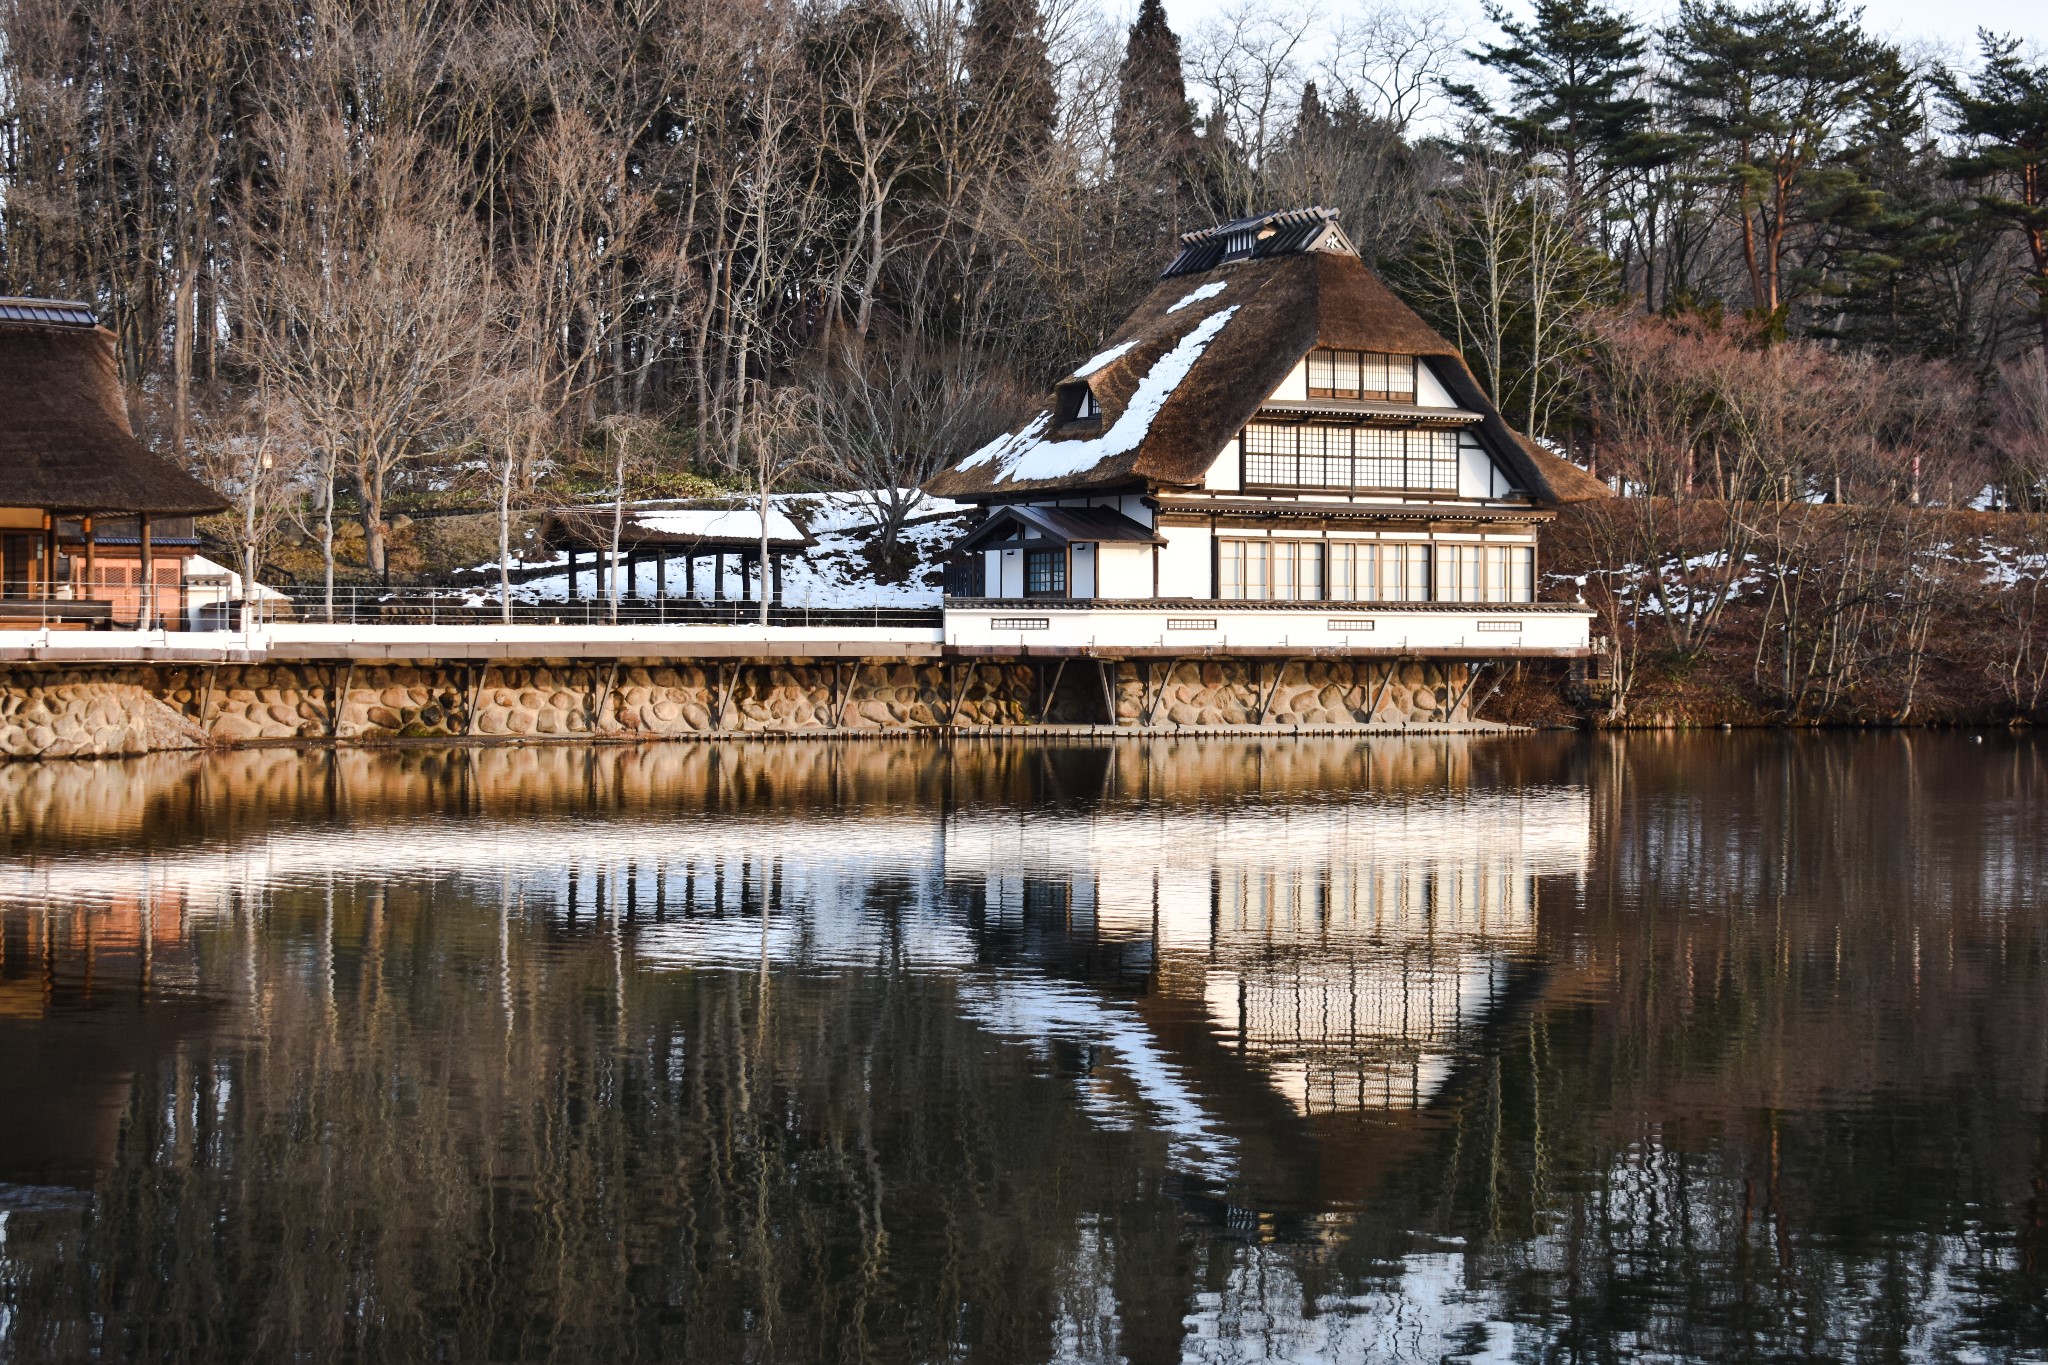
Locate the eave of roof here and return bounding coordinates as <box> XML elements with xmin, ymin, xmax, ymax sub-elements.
<box><xmin>1256</xmin><ymin>399</ymin><xmax>1482</xmax><ymax>424</ymax></box>
<box><xmin>956</xmin><ymin>504</ymin><xmax>1164</xmax><ymax>552</ymax></box>
<box><xmin>1154</xmin><ymin>496</ymin><xmax>1551</xmax><ymax>523</ymax></box>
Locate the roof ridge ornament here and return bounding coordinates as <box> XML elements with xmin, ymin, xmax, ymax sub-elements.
<box><xmin>1162</xmin><ymin>208</ymin><xmax>1356</xmax><ymax>278</ymax></box>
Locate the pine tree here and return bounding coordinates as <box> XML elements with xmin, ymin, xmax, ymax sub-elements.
<box><xmin>1935</xmin><ymin>32</ymin><xmax>2048</xmax><ymax>356</ymax></box>
<box><xmin>1663</xmin><ymin>0</ymin><xmax>1899</xmax><ymax>323</ymax></box>
<box><xmin>1447</xmin><ymin>0</ymin><xmax>1654</xmax><ymax>201</ymax></box>
<box><xmin>965</xmin><ymin>0</ymin><xmax>1058</xmax><ymax>162</ymax></box>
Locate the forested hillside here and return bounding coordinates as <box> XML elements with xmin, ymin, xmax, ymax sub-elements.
<box><xmin>4</xmin><ymin>0</ymin><xmax>2048</xmax><ymax>720</ymax></box>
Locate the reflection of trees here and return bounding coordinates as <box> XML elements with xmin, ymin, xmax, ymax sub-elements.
<box><xmin>1299</xmin><ymin>734</ymin><xmax>2048</xmax><ymax>1359</ymax></box>
<box><xmin>1</xmin><ymin>872</ymin><xmax>1219</xmax><ymax>1361</ymax></box>
<box><xmin>2</xmin><ymin>734</ymin><xmax>2046</xmax><ymax>1360</ymax></box>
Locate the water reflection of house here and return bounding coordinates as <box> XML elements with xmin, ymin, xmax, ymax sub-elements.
<box><xmin>0</xmin><ymin>885</ymin><xmax>208</xmax><ymax>1182</ymax></box>
<box><xmin>943</xmin><ymin>787</ymin><xmax>1585</xmax><ymax>1119</ymax></box>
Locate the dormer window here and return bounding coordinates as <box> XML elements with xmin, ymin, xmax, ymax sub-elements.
<box><xmin>1307</xmin><ymin>350</ymin><xmax>1417</xmax><ymax>403</ymax></box>
<box><xmin>1222</xmin><ymin>229</ymin><xmax>1256</xmax><ymax>261</ymax></box>
<box><xmin>1057</xmin><ymin>381</ymin><xmax>1101</xmax><ymax>424</ymax></box>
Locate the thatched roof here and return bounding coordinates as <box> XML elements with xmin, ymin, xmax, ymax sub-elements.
<box><xmin>924</xmin><ymin>214</ymin><xmax>1607</xmax><ymax>507</ymax></box>
<box><xmin>0</xmin><ymin>303</ymin><xmax>226</xmax><ymax>516</ymax></box>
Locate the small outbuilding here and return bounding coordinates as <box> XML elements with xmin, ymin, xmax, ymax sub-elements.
<box><xmin>0</xmin><ymin>298</ymin><xmax>227</xmax><ymax>628</ymax></box>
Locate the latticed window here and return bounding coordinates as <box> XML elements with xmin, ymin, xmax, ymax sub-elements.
<box><xmin>1241</xmin><ymin>422</ymin><xmax>1460</xmax><ymax>492</ymax></box>
<box><xmin>1328</xmin><ymin>542</ymin><xmax>1433</xmax><ymax>601</ymax></box>
<box><xmin>1432</xmin><ymin>544</ymin><xmax>1535</xmax><ymax>603</ymax></box>
<box><xmin>1218</xmin><ymin>539</ymin><xmax>1325</xmax><ymax>601</ymax></box>
<box><xmin>1306</xmin><ymin>350</ymin><xmax>1417</xmax><ymax>402</ymax></box>
<box><xmin>1024</xmin><ymin>548</ymin><xmax>1065</xmax><ymax>596</ymax></box>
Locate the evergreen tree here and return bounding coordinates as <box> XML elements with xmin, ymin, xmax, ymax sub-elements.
<box><xmin>1112</xmin><ymin>0</ymin><xmax>1196</xmax><ymax>182</ymax></box>
<box><xmin>964</xmin><ymin>0</ymin><xmax>1058</xmax><ymax>162</ymax></box>
<box><xmin>1935</xmin><ymin>32</ymin><xmax>2048</xmax><ymax>356</ymax></box>
<box><xmin>1662</xmin><ymin>0</ymin><xmax>1898</xmax><ymax>324</ymax></box>
<box><xmin>1446</xmin><ymin>0</ymin><xmax>1655</xmax><ymax>201</ymax></box>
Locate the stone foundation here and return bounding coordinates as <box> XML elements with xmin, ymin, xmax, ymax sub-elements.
<box><xmin>0</xmin><ymin>657</ymin><xmax>1490</xmax><ymax>759</ymax></box>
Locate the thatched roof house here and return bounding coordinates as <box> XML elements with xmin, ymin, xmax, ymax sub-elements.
<box><xmin>0</xmin><ymin>299</ymin><xmax>225</xmax><ymax>516</ymax></box>
<box><xmin>923</xmin><ymin>208</ymin><xmax>1604</xmax><ymax>652</ymax></box>
<box><xmin>0</xmin><ymin>298</ymin><xmax>225</xmax><ymax>626</ymax></box>
<box><xmin>926</xmin><ymin>210</ymin><xmax>1604</xmax><ymax>506</ymax></box>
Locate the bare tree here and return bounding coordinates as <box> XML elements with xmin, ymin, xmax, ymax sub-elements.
<box><xmin>237</xmin><ymin>114</ymin><xmax>497</xmax><ymax>598</ymax></box>
<box><xmin>715</xmin><ymin>386</ymin><xmax>825</xmax><ymax>626</ymax></box>
<box><xmin>801</xmin><ymin>342</ymin><xmax>1024</xmax><ymax>570</ymax></box>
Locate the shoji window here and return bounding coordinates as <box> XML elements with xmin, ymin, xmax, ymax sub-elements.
<box><xmin>1241</xmin><ymin>423</ymin><xmax>1460</xmax><ymax>492</ymax></box>
<box><xmin>1432</xmin><ymin>544</ymin><xmax>1535</xmax><ymax>603</ymax></box>
<box><xmin>1328</xmin><ymin>542</ymin><xmax>1432</xmax><ymax>602</ymax></box>
<box><xmin>1218</xmin><ymin>540</ymin><xmax>1326</xmax><ymax>601</ymax></box>
<box><xmin>1305</xmin><ymin>350</ymin><xmax>1417</xmax><ymax>402</ymax></box>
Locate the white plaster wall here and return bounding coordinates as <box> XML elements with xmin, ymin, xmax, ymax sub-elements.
<box><xmin>945</xmin><ymin>604</ymin><xmax>1593</xmax><ymax>654</ymax></box>
<box><xmin>983</xmin><ymin>549</ymin><xmax>1002</xmax><ymax>596</ymax></box>
<box><xmin>1269</xmin><ymin>357</ymin><xmax>1308</xmax><ymax>400</ymax></box>
<box><xmin>1071</xmin><ymin>543</ymin><xmax>1096</xmax><ymax>598</ymax></box>
<box><xmin>999</xmin><ymin>547</ymin><xmax>1025</xmax><ymax>598</ymax></box>
<box><xmin>1201</xmin><ymin>443</ymin><xmax>1242</xmax><ymax>491</ymax></box>
<box><xmin>1458</xmin><ymin>436</ymin><xmax>1506</xmax><ymax>499</ymax></box>
<box><xmin>1096</xmin><ymin>543</ymin><xmax>1154</xmax><ymax>598</ymax></box>
<box><xmin>1157</xmin><ymin>523</ymin><xmax>1214</xmax><ymax>597</ymax></box>
<box><xmin>1416</xmin><ymin>359</ymin><xmax>1458</xmax><ymax>408</ymax></box>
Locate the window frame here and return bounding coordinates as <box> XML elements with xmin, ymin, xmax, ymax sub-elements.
<box><xmin>1241</xmin><ymin>421</ymin><xmax>1460</xmax><ymax>494</ymax></box>
<box><xmin>1305</xmin><ymin>349</ymin><xmax>1418</xmax><ymax>403</ymax></box>
<box><xmin>1023</xmin><ymin>547</ymin><xmax>1067</xmax><ymax>598</ymax></box>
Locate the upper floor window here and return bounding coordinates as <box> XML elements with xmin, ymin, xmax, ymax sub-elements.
<box><xmin>1242</xmin><ymin>421</ymin><xmax>1463</xmax><ymax>493</ymax></box>
<box><xmin>1056</xmin><ymin>381</ymin><xmax>1101</xmax><ymax>424</ymax></box>
<box><xmin>1307</xmin><ymin>350</ymin><xmax>1417</xmax><ymax>403</ymax></box>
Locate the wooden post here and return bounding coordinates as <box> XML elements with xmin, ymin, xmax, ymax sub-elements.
<box><xmin>1365</xmin><ymin>663</ymin><xmax>1396</xmax><ymax>723</ymax></box>
<box><xmin>466</xmin><ymin>662</ymin><xmax>489</xmax><ymax>737</ymax></box>
<box><xmin>657</xmin><ymin>552</ymin><xmax>667</xmax><ymax>600</ymax></box>
<box><xmin>329</xmin><ymin>660</ymin><xmax>354</xmax><ymax>738</ymax></box>
<box><xmin>1038</xmin><ymin>658</ymin><xmax>1069</xmax><ymax>724</ymax></box>
<box><xmin>137</xmin><ymin>512</ymin><xmax>154</xmax><ymax>628</ymax></box>
<box><xmin>771</xmin><ymin>553</ymin><xmax>783</xmax><ymax>607</ymax></box>
<box><xmin>685</xmin><ymin>554</ymin><xmax>696</xmax><ymax>599</ymax></box>
<box><xmin>1096</xmin><ymin>659</ymin><xmax>1121</xmax><ymax>725</ymax></box>
<box><xmin>714</xmin><ymin>553</ymin><xmax>725</xmax><ymax>601</ymax></box>
<box><xmin>82</xmin><ymin>516</ymin><xmax>95</xmax><ymax>605</ymax></box>
<box><xmin>1256</xmin><ymin>659</ymin><xmax>1290</xmax><ymax>724</ymax></box>
<box><xmin>40</xmin><ymin>513</ymin><xmax>55</xmax><ymax>602</ymax></box>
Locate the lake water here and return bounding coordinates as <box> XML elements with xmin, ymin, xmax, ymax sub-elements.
<box><xmin>0</xmin><ymin>734</ymin><xmax>2043</xmax><ymax>1363</ymax></box>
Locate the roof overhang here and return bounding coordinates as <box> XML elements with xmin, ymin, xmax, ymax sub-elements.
<box><xmin>954</xmin><ymin>504</ymin><xmax>1165</xmax><ymax>554</ymax></box>
<box><xmin>1154</xmin><ymin>496</ymin><xmax>1550</xmax><ymax>524</ymax></box>
<box><xmin>1255</xmin><ymin>400</ymin><xmax>1483</xmax><ymax>425</ymax></box>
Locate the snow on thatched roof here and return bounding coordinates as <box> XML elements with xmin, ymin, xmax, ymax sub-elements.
<box><xmin>923</xmin><ymin>214</ymin><xmax>1606</xmax><ymax>507</ymax></box>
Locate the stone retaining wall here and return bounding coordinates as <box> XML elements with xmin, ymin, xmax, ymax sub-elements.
<box><xmin>0</xmin><ymin>657</ymin><xmax>1488</xmax><ymax>759</ymax></box>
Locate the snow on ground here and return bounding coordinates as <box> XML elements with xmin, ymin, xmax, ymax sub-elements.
<box><xmin>960</xmin><ymin>304</ymin><xmax>1240</xmax><ymax>485</ymax></box>
<box><xmin>454</xmin><ymin>490</ymin><xmax>968</xmax><ymax>608</ymax></box>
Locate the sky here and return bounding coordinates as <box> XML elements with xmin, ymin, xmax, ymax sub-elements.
<box><xmin>1156</xmin><ymin>0</ymin><xmax>2047</xmax><ymax>66</ymax></box>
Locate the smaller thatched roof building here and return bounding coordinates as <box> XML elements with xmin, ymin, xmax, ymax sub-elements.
<box><xmin>0</xmin><ymin>298</ymin><xmax>225</xmax><ymax>517</ymax></box>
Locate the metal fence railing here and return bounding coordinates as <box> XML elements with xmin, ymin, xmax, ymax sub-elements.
<box><xmin>255</xmin><ymin>585</ymin><xmax>942</xmax><ymax>631</ymax></box>
<box><xmin>0</xmin><ymin>581</ymin><xmax>941</xmax><ymax>632</ymax></box>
